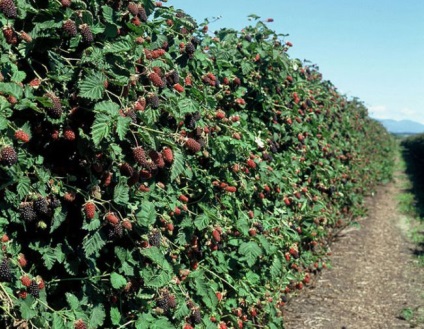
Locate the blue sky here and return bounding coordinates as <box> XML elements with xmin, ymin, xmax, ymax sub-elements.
<box><xmin>168</xmin><ymin>0</ymin><xmax>424</xmax><ymax>124</ymax></box>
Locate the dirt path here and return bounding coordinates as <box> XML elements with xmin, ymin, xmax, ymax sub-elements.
<box><xmin>283</xmin><ymin>172</ymin><xmax>424</xmax><ymax>329</ymax></box>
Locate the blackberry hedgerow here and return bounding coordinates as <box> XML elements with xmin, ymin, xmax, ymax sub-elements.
<box><xmin>79</xmin><ymin>24</ymin><xmax>93</xmax><ymax>43</ymax></box>
<box><xmin>63</xmin><ymin>20</ymin><xmax>77</xmax><ymax>37</ymax></box>
<box><xmin>34</xmin><ymin>197</ymin><xmax>49</xmax><ymax>216</ymax></box>
<box><xmin>1</xmin><ymin>146</ymin><xmax>17</xmax><ymax>166</ymax></box>
<box><xmin>148</xmin><ymin>230</ymin><xmax>161</xmax><ymax>247</ymax></box>
<box><xmin>29</xmin><ymin>279</ymin><xmax>40</xmax><ymax>298</ymax></box>
<box><xmin>0</xmin><ymin>0</ymin><xmax>17</xmax><ymax>18</ymax></box>
<box><xmin>20</xmin><ymin>202</ymin><xmax>36</xmax><ymax>222</ymax></box>
<box><xmin>0</xmin><ymin>259</ymin><xmax>11</xmax><ymax>282</ymax></box>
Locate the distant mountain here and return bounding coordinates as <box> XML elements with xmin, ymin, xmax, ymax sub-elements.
<box><xmin>377</xmin><ymin>119</ymin><xmax>424</xmax><ymax>134</ymax></box>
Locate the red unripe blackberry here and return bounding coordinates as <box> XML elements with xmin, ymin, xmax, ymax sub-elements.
<box><xmin>17</xmin><ymin>253</ymin><xmax>27</xmax><ymax>267</ymax></box>
<box><xmin>122</xmin><ymin>219</ymin><xmax>132</xmax><ymax>231</ymax></box>
<box><xmin>132</xmin><ymin>146</ymin><xmax>147</xmax><ymax>165</ymax></box>
<box><xmin>19</xmin><ymin>31</ymin><xmax>32</xmax><ymax>43</ymax></box>
<box><xmin>61</xmin><ymin>0</ymin><xmax>71</xmax><ymax>7</ymax></box>
<box><xmin>29</xmin><ymin>78</ymin><xmax>41</xmax><ymax>88</ymax></box>
<box><xmin>233</xmin><ymin>77</ymin><xmax>241</xmax><ymax>85</ymax></box>
<box><xmin>105</xmin><ymin>212</ymin><xmax>119</xmax><ymax>225</ymax></box>
<box><xmin>45</xmin><ymin>93</ymin><xmax>62</xmax><ymax>118</ymax></box>
<box><xmin>212</xmin><ymin>229</ymin><xmax>221</xmax><ymax>242</ymax></box>
<box><xmin>1</xmin><ymin>146</ymin><xmax>17</xmax><ymax>166</ymax></box>
<box><xmin>225</xmin><ymin>186</ymin><xmax>237</xmax><ymax>193</ymax></box>
<box><xmin>1</xmin><ymin>234</ymin><xmax>9</xmax><ymax>242</ymax></box>
<box><xmin>173</xmin><ymin>83</ymin><xmax>184</xmax><ymax>93</ymax></box>
<box><xmin>63</xmin><ymin>20</ymin><xmax>77</xmax><ymax>37</ymax></box>
<box><xmin>84</xmin><ymin>202</ymin><xmax>96</xmax><ymax>219</ymax></box>
<box><xmin>0</xmin><ymin>258</ymin><xmax>11</xmax><ymax>282</ymax></box>
<box><xmin>14</xmin><ymin>130</ymin><xmax>30</xmax><ymax>142</ymax></box>
<box><xmin>131</xmin><ymin>16</ymin><xmax>141</xmax><ymax>26</ymax></box>
<box><xmin>37</xmin><ymin>277</ymin><xmax>45</xmax><ymax>289</ymax></box>
<box><xmin>148</xmin><ymin>230</ymin><xmax>161</xmax><ymax>247</ymax></box>
<box><xmin>63</xmin><ymin>191</ymin><xmax>76</xmax><ymax>202</ymax></box>
<box><xmin>178</xmin><ymin>194</ymin><xmax>189</xmax><ymax>203</ymax></box>
<box><xmin>63</xmin><ymin>127</ymin><xmax>76</xmax><ymax>141</ymax></box>
<box><xmin>148</xmin><ymin>72</ymin><xmax>165</xmax><ymax>88</ymax></box>
<box><xmin>184</xmin><ymin>138</ymin><xmax>201</xmax><ymax>153</ymax></box>
<box><xmin>79</xmin><ymin>24</ymin><xmax>93</xmax><ymax>43</ymax></box>
<box><xmin>127</xmin><ymin>2</ymin><xmax>138</xmax><ymax>15</ymax></box>
<box><xmin>0</xmin><ymin>0</ymin><xmax>17</xmax><ymax>18</ymax></box>
<box><xmin>2</xmin><ymin>27</ymin><xmax>17</xmax><ymax>45</ymax></box>
<box><xmin>215</xmin><ymin>110</ymin><xmax>225</xmax><ymax>119</ymax></box>
<box><xmin>21</xmin><ymin>275</ymin><xmax>31</xmax><ymax>287</ymax></box>
<box><xmin>149</xmin><ymin>150</ymin><xmax>165</xmax><ymax>168</ymax></box>
<box><xmin>162</xmin><ymin>147</ymin><xmax>173</xmax><ymax>163</ymax></box>
<box><xmin>18</xmin><ymin>291</ymin><xmax>27</xmax><ymax>299</ymax></box>
<box><xmin>246</xmin><ymin>159</ymin><xmax>256</xmax><ymax>169</ymax></box>
<box><xmin>74</xmin><ymin>319</ymin><xmax>87</xmax><ymax>329</ymax></box>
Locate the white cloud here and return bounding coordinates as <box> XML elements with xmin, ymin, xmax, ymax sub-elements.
<box><xmin>368</xmin><ymin>104</ymin><xmax>424</xmax><ymax>124</ymax></box>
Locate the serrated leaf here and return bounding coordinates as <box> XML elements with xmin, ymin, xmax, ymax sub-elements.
<box><xmin>136</xmin><ymin>202</ymin><xmax>156</xmax><ymax>226</ymax></box>
<box><xmin>238</xmin><ymin>241</ymin><xmax>262</xmax><ymax>266</ymax></box>
<box><xmin>110</xmin><ymin>272</ymin><xmax>127</xmax><ymax>289</ymax></box>
<box><xmin>83</xmin><ymin>231</ymin><xmax>106</xmax><ymax>257</ymax></box>
<box><xmin>142</xmin><ymin>268</ymin><xmax>172</xmax><ymax>288</ymax></box>
<box><xmin>52</xmin><ymin>313</ymin><xmax>66</xmax><ymax>329</ymax></box>
<box><xmin>82</xmin><ymin>218</ymin><xmax>101</xmax><ymax>231</ymax></box>
<box><xmin>116</xmin><ymin>116</ymin><xmax>131</xmax><ymax>140</ymax></box>
<box><xmin>194</xmin><ymin>214</ymin><xmax>209</xmax><ymax>230</ymax></box>
<box><xmin>50</xmin><ymin>209</ymin><xmax>66</xmax><ymax>233</ymax></box>
<box><xmin>177</xmin><ymin>98</ymin><xmax>198</xmax><ymax>117</ymax></box>
<box><xmin>103</xmin><ymin>40</ymin><xmax>132</xmax><ymax>53</ymax></box>
<box><xmin>17</xmin><ymin>176</ymin><xmax>31</xmax><ymax>199</ymax></box>
<box><xmin>102</xmin><ymin>5</ymin><xmax>118</xmax><ymax>25</ymax></box>
<box><xmin>65</xmin><ymin>293</ymin><xmax>79</xmax><ymax>310</ymax></box>
<box><xmin>89</xmin><ymin>305</ymin><xmax>106</xmax><ymax>328</ymax></box>
<box><xmin>94</xmin><ymin>100</ymin><xmax>120</xmax><ymax>114</ymax></box>
<box><xmin>42</xmin><ymin>249</ymin><xmax>56</xmax><ymax>270</ymax></box>
<box><xmin>113</xmin><ymin>177</ymin><xmax>129</xmax><ymax>205</ymax></box>
<box><xmin>19</xmin><ymin>299</ymin><xmax>37</xmax><ymax>319</ymax></box>
<box><xmin>170</xmin><ymin>148</ymin><xmax>185</xmax><ymax>181</ymax></box>
<box><xmin>110</xmin><ymin>307</ymin><xmax>121</xmax><ymax>326</ymax></box>
<box><xmin>140</xmin><ymin>247</ymin><xmax>171</xmax><ymax>271</ymax></box>
<box><xmin>79</xmin><ymin>71</ymin><xmax>106</xmax><ymax>100</ymax></box>
<box><xmin>91</xmin><ymin>113</ymin><xmax>110</xmax><ymax>145</ymax></box>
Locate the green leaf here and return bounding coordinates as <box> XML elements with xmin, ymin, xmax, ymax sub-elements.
<box><xmin>194</xmin><ymin>214</ymin><xmax>209</xmax><ymax>230</ymax></box>
<box><xmin>91</xmin><ymin>113</ymin><xmax>110</xmax><ymax>145</ymax></box>
<box><xmin>177</xmin><ymin>98</ymin><xmax>198</xmax><ymax>117</ymax></box>
<box><xmin>116</xmin><ymin>116</ymin><xmax>131</xmax><ymax>140</ymax></box>
<box><xmin>89</xmin><ymin>305</ymin><xmax>106</xmax><ymax>328</ymax></box>
<box><xmin>136</xmin><ymin>202</ymin><xmax>156</xmax><ymax>227</ymax></box>
<box><xmin>65</xmin><ymin>293</ymin><xmax>79</xmax><ymax>310</ymax></box>
<box><xmin>19</xmin><ymin>298</ymin><xmax>37</xmax><ymax>319</ymax></box>
<box><xmin>103</xmin><ymin>40</ymin><xmax>132</xmax><ymax>53</ymax></box>
<box><xmin>113</xmin><ymin>177</ymin><xmax>129</xmax><ymax>205</ymax></box>
<box><xmin>83</xmin><ymin>231</ymin><xmax>106</xmax><ymax>257</ymax></box>
<box><xmin>0</xmin><ymin>82</ymin><xmax>23</xmax><ymax>98</ymax></box>
<box><xmin>102</xmin><ymin>5</ymin><xmax>118</xmax><ymax>25</ymax></box>
<box><xmin>17</xmin><ymin>176</ymin><xmax>31</xmax><ymax>199</ymax></box>
<box><xmin>94</xmin><ymin>100</ymin><xmax>120</xmax><ymax>114</ymax></box>
<box><xmin>170</xmin><ymin>148</ymin><xmax>185</xmax><ymax>181</ymax></box>
<box><xmin>79</xmin><ymin>71</ymin><xmax>106</xmax><ymax>100</ymax></box>
<box><xmin>140</xmin><ymin>247</ymin><xmax>171</xmax><ymax>271</ymax></box>
<box><xmin>110</xmin><ymin>307</ymin><xmax>121</xmax><ymax>326</ymax></box>
<box><xmin>52</xmin><ymin>313</ymin><xmax>66</xmax><ymax>329</ymax></box>
<box><xmin>238</xmin><ymin>241</ymin><xmax>262</xmax><ymax>266</ymax></box>
<box><xmin>110</xmin><ymin>272</ymin><xmax>127</xmax><ymax>289</ymax></box>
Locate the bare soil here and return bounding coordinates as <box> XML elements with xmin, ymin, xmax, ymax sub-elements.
<box><xmin>283</xmin><ymin>174</ymin><xmax>424</xmax><ymax>329</ymax></box>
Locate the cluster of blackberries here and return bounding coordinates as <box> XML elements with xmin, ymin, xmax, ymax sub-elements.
<box><xmin>0</xmin><ymin>146</ymin><xmax>17</xmax><ymax>166</ymax></box>
<box><xmin>148</xmin><ymin>230</ymin><xmax>161</xmax><ymax>247</ymax></box>
<box><xmin>0</xmin><ymin>259</ymin><xmax>11</xmax><ymax>282</ymax></box>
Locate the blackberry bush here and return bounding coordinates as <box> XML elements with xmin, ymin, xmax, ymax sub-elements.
<box><xmin>0</xmin><ymin>0</ymin><xmax>395</xmax><ymax>328</ymax></box>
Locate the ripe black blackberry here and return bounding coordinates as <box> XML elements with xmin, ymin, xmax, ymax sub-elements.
<box><xmin>120</xmin><ymin>162</ymin><xmax>134</xmax><ymax>177</ymax></box>
<box><xmin>34</xmin><ymin>197</ymin><xmax>49</xmax><ymax>216</ymax></box>
<box><xmin>190</xmin><ymin>37</ymin><xmax>200</xmax><ymax>47</ymax></box>
<box><xmin>108</xmin><ymin>223</ymin><xmax>123</xmax><ymax>239</ymax></box>
<box><xmin>190</xmin><ymin>308</ymin><xmax>202</xmax><ymax>324</ymax></box>
<box><xmin>147</xmin><ymin>94</ymin><xmax>159</xmax><ymax>109</ymax></box>
<box><xmin>132</xmin><ymin>147</ymin><xmax>146</xmax><ymax>165</ymax></box>
<box><xmin>0</xmin><ymin>0</ymin><xmax>17</xmax><ymax>18</ymax></box>
<box><xmin>166</xmin><ymin>70</ymin><xmax>179</xmax><ymax>87</ymax></box>
<box><xmin>148</xmin><ymin>230</ymin><xmax>161</xmax><ymax>247</ymax></box>
<box><xmin>20</xmin><ymin>202</ymin><xmax>36</xmax><ymax>222</ymax></box>
<box><xmin>45</xmin><ymin>93</ymin><xmax>62</xmax><ymax>118</ymax></box>
<box><xmin>29</xmin><ymin>279</ymin><xmax>40</xmax><ymax>298</ymax></box>
<box><xmin>156</xmin><ymin>295</ymin><xmax>170</xmax><ymax>312</ymax></box>
<box><xmin>0</xmin><ymin>258</ymin><xmax>11</xmax><ymax>282</ymax></box>
<box><xmin>49</xmin><ymin>195</ymin><xmax>61</xmax><ymax>209</ymax></box>
<box><xmin>0</xmin><ymin>146</ymin><xmax>17</xmax><ymax>166</ymax></box>
<box><xmin>254</xmin><ymin>222</ymin><xmax>264</xmax><ymax>233</ymax></box>
<box><xmin>79</xmin><ymin>24</ymin><xmax>93</xmax><ymax>43</ymax></box>
<box><xmin>63</xmin><ymin>19</ymin><xmax>77</xmax><ymax>37</ymax></box>
<box><xmin>138</xmin><ymin>6</ymin><xmax>147</xmax><ymax>22</ymax></box>
<box><xmin>185</xmin><ymin>42</ymin><xmax>195</xmax><ymax>58</ymax></box>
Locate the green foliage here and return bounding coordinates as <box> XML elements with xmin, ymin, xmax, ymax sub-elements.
<box><xmin>0</xmin><ymin>0</ymin><xmax>395</xmax><ymax>328</ymax></box>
